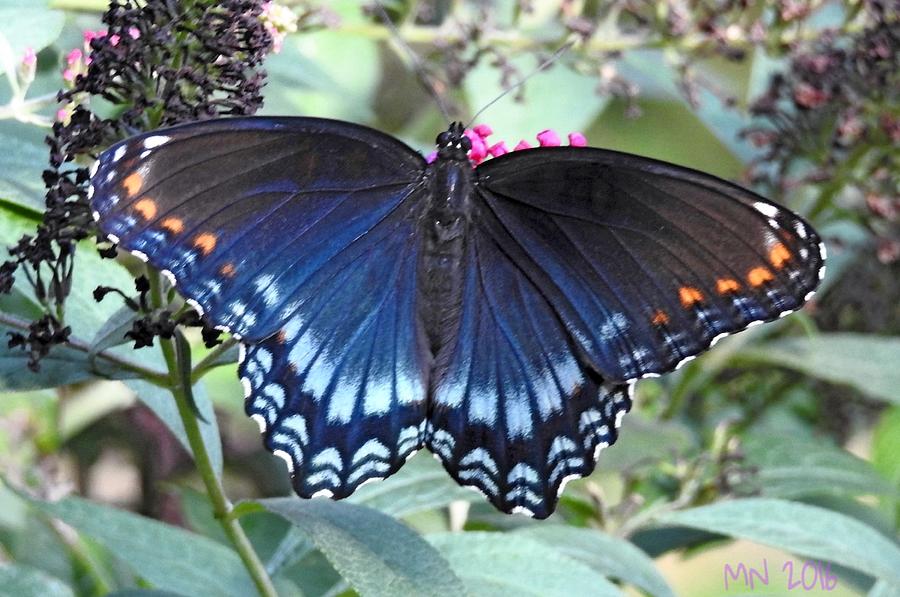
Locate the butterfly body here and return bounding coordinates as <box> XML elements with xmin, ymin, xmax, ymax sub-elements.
<box><xmin>419</xmin><ymin>124</ymin><xmax>477</xmax><ymax>359</ymax></box>
<box><xmin>89</xmin><ymin>116</ymin><xmax>824</xmax><ymax>517</ymax></box>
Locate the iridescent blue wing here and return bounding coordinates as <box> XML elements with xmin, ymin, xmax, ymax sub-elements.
<box><xmin>90</xmin><ymin>116</ymin><xmax>430</xmax><ymax>497</ymax></box>
<box><xmin>238</xmin><ymin>207</ymin><xmax>428</xmax><ymax>498</ymax></box>
<box><xmin>426</xmin><ymin>206</ymin><xmax>633</xmax><ymax>518</ymax></box>
<box><xmin>474</xmin><ymin>148</ymin><xmax>825</xmax><ymax>382</ymax></box>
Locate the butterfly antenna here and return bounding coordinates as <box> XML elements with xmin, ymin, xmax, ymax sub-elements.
<box><xmin>372</xmin><ymin>1</ymin><xmax>454</xmax><ymax>123</ymax></box>
<box><xmin>465</xmin><ymin>41</ymin><xmax>574</xmax><ymax>129</ymax></box>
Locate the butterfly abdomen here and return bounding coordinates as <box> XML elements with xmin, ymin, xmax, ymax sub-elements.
<box><xmin>417</xmin><ymin>157</ymin><xmax>475</xmax><ymax>362</ymax></box>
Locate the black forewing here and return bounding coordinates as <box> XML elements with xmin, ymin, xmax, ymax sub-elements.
<box><xmin>474</xmin><ymin>147</ymin><xmax>824</xmax><ymax>382</ymax></box>
<box><xmin>89</xmin><ymin>116</ymin><xmax>427</xmax><ymax>341</ymax></box>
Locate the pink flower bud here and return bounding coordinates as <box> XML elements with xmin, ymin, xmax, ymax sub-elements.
<box><xmin>536</xmin><ymin>129</ymin><xmax>561</xmax><ymax>147</ymax></box>
<box><xmin>128</xmin><ymin>26</ymin><xmax>140</xmax><ymax>39</ymax></box>
<box><xmin>488</xmin><ymin>141</ymin><xmax>508</xmax><ymax>157</ymax></box>
<box><xmin>22</xmin><ymin>48</ymin><xmax>36</xmax><ymax>67</ymax></box>
<box><xmin>472</xmin><ymin>124</ymin><xmax>493</xmax><ymax>139</ymax></box>
<box><xmin>425</xmin><ymin>151</ymin><xmax>438</xmax><ymax>164</ymax></box>
<box><xmin>514</xmin><ymin>140</ymin><xmax>532</xmax><ymax>151</ymax></box>
<box><xmin>468</xmin><ymin>134</ymin><xmax>488</xmax><ymax>164</ymax></box>
<box><xmin>568</xmin><ymin>132</ymin><xmax>587</xmax><ymax>146</ymax></box>
<box><xmin>66</xmin><ymin>49</ymin><xmax>83</xmax><ymax>65</ymax></box>
<box><xmin>83</xmin><ymin>29</ymin><xmax>107</xmax><ymax>44</ymax></box>
<box><xmin>793</xmin><ymin>82</ymin><xmax>828</xmax><ymax>109</ymax></box>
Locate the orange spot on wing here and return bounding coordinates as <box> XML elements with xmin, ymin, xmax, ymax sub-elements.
<box><xmin>161</xmin><ymin>217</ymin><xmax>184</xmax><ymax>234</ymax></box>
<box><xmin>716</xmin><ymin>278</ymin><xmax>741</xmax><ymax>294</ymax></box>
<box><xmin>133</xmin><ymin>198</ymin><xmax>157</xmax><ymax>220</ymax></box>
<box><xmin>651</xmin><ymin>310</ymin><xmax>670</xmax><ymax>326</ymax></box>
<box><xmin>769</xmin><ymin>243</ymin><xmax>791</xmax><ymax>269</ymax></box>
<box><xmin>219</xmin><ymin>262</ymin><xmax>236</xmax><ymax>278</ymax></box>
<box><xmin>679</xmin><ymin>286</ymin><xmax>704</xmax><ymax>308</ymax></box>
<box><xmin>123</xmin><ymin>172</ymin><xmax>143</xmax><ymax>197</ymax></box>
<box><xmin>747</xmin><ymin>266</ymin><xmax>774</xmax><ymax>287</ymax></box>
<box><xmin>193</xmin><ymin>232</ymin><xmax>217</xmax><ymax>256</ymax></box>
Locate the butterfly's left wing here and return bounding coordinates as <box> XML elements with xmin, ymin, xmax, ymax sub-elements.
<box><xmin>90</xmin><ymin>117</ymin><xmax>431</xmax><ymax>498</ymax></box>
<box><xmin>473</xmin><ymin>147</ymin><xmax>825</xmax><ymax>382</ymax></box>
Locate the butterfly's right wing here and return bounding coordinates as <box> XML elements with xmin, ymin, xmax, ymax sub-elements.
<box><xmin>90</xmin><ymin>116</ymin><xmax>432</xmax><ymax>498</ymax></box>
<box><xmin>426</xmin><ymin>204</ymin><xmax>633</xmax><ymax>518</ymax></box>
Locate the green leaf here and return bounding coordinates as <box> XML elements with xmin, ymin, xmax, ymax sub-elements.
<box><xmin>90</xmin><ymin>305</ymin><xmax>140</xmax><ymax>356</ymax></box>
<box><xmin>656</xmin><ymin>498</ymin><xmax>900</xmax><ymax>585</ymax></box>
<box><xmin>0</xmin><ymin>122</ymin><xmax>50</xmax><ymax>213</ymax></box>
<box><xmin>741</xmin><ymin>432</ymin><xmax>898</xmax><ymax>500</ymax></box>
<box><xmin>0</xmin><ymin>563</ymin><xmax>73</xmax><ymax>597</ymax></box>
<box><xmin>869</xmin><ymin>580</ymin><xmax>900</xmax><ymax>597</ymax></box>
<box><xmin>126</xmin><ymin>380</ymin><xmax>223</xmax><ymax>478</ymax></box>
<box><xmin>348</xmin><ymin>452</ymin><xmax>479</xmax><ymax>517</ymax></box>
<box><xmin>263</xmin><ymin>3</ymin><xmax>379</xmax><ymax>123</ymax></box>
<box><xmin>734</xmin><ymin>333</ymin><xmax>900</xmax><ymax>404</ymax></box>
<box><xmin>258</xmin><ymin>497</ymin><xmax>464</xmax><ymax>597</ymax></box>
<box><xmin>873</xmin><ymin>407</ymin><xmax>900</xmax><ymax>486</ymax></box>
<box><xmin>428</xmin><ymin>531</ymin><xmax>622</xmax><ymax>596</ymax></box>
<box><xmin>106</xmin><ymin>589</ymin><xmax>183</xmax><ymax>597</ymax></box>
<box><xmin>34</xmin><ymin>496</ymin><xmax>256</xmax><ymax>597</ymax></box>
<box><xmin>515</xmin><ymin>525</ymin><xmax>673</xmax><ymax>597</ymax></box>
<box><xmin>464</xmin><ymin>53</ymin><xmax>609</xmax><ymax>147</ymax></box>
<box><xmin>0</xmin><ymin>0</ymin><xmax>64</xmax><ymax>76</ymax></box>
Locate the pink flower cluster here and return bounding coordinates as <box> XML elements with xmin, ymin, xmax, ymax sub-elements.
<box><xmin>58</xmin><ymin>28</ymin><xmax>140</xmax><ymax>123</ymax></box>
<box><xmin>427</xmin><ymin>124</ymin><xmax>588</xmax><ymax>165</ymax></box>
<box><xmin>64</xmin><ymin>28</ymin><xmax>141</xmax><ymax>83</ymax></box>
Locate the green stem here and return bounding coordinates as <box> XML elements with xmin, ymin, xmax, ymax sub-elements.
<box><xmin>148</xmin><ymin>271</ymin><xmax>277</xmax><ymax>597</ymax></box>
<box><xmin>190</xmin><ymin>336</ymin><xmax>239</xmax><ymax>385</ymax></box>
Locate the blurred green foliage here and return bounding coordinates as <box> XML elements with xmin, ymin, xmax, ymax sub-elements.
<box><xmin>0</xmin><ymin>1</ymin><xmax>898</xmax><ymax>596</ymax></box>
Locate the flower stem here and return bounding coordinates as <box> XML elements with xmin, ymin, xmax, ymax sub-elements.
<box><xmin>148</xmin><ymin>271</ymin><xmax>277</xmax><ymax>597</ymax></box>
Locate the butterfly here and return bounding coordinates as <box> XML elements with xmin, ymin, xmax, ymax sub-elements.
<box><xmin>88</xmin><ymin>117</ymin><xmax>825</xmax><ymax>518</ymax></box>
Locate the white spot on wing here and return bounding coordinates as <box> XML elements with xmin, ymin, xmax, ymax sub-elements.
<box><xmin>674</xmin><ymin>355</ymin><xmax>696</xmax><ymax>370</ymax></box>
<box><xmin>251</xmin><ymin>413</ymin><xmax>266</xmax><ymax>433</ymax></box>
<box><xmin>143</xmin><ymin>135</ymin><xmax>171</xmax><ymax>149</ymax></box>
<box><xmin>113</xmin><ymin>146</ymin><xmax>127</xmax><ymax>162</ymax></box>
<box><xmin>186</xmin><ymin>298</ymin><xmax>205</xmax><ymax>317</ymax></box>
<box><xmin>753</xmin><ymin>202</ymin><xmax>780</xmax><ymax>218</ymax></box>
<box><xmin>273</xmin><ymin>449</ymin><xmax>294</xmax><ymax>473</ymax></box>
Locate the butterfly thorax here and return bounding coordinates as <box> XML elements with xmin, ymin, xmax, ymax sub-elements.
<box><xmin>417</xmin><ymin>148</ymin><xmax>475</xmax><ymax>359</ymax></box>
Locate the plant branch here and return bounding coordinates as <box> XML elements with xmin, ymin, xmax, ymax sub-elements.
<box><xmin>148</xmin><ymin>270</ymin><xmax>277</xmax><ymax>597</ymax></box>
<box><xmin>0</xmin><ymin>311</ymin><xmax>169</xmax><ymax>387</ymax></box>
<box><xmin>190</xmin><ymin>336</ymin><xmax>239</xmax><ymax>384</ymax></box>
